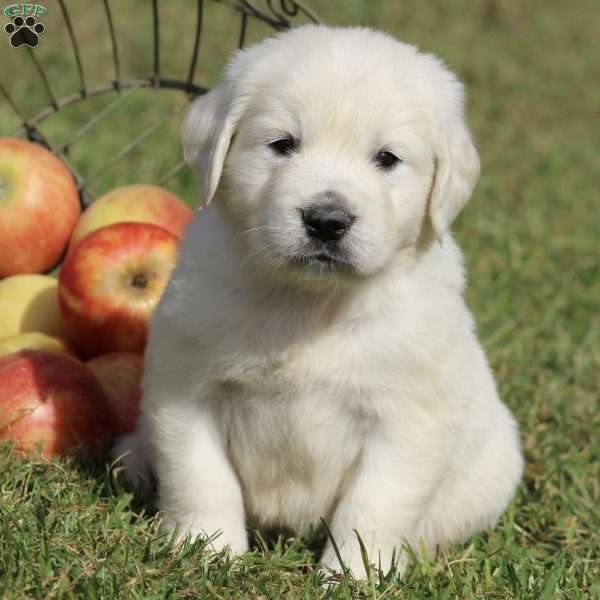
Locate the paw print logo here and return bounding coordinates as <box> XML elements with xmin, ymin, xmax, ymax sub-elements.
<box><xmin>4</xmin><ymin>15</ymin><xmax>45</xmax><ymax>48</ymax></box>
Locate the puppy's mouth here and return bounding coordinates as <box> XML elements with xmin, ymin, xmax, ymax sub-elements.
<box><xmin>288</xmin><ymin>249</ymin><xmax>354</xmax><ymax>273</ymax></box>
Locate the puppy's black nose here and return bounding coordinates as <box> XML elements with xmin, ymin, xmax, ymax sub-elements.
<box><xmin>301</xmin><ymin>204</ymin><xmax>355</xmax><ymax>243</ymax></box>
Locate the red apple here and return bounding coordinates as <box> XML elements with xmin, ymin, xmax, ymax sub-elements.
<box><xmin>68</xmin><ymin>184</ymin><xmax>193</xmax><ymax>252</ymax></box>
<box><xmin>87</xmin><ymin>352</ymin><xmax>143</xmax><ymax>435</ymax></box>
<box><xmin>58</xmin><ymin>222</ymin><xmax>178</xmax><ymax>357</ymax></box>
<box><xmin>0</xmin><ymin>350</ymin><xmax>112</xmax><ymax>458</ymax></box>
<box><xmin>0</xmin><ymin>138</ymin><xmax>80</xmax><ymax>276</ymax></box>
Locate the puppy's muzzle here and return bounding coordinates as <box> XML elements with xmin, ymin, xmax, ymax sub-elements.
<box><xmin>300</xmin><ymin>201</ymin><xmax>356</xmax><ymax>243</ymax></box>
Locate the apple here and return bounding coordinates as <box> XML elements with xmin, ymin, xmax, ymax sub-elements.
<box><xmin>0</xmin><ymin>350</ymin><xmax>113</xmax><ymax>458</ymax></box>
<box><xmin>58</xmin><ymin>222</ymin><xmax>178</xmax><ymax>357</ymax></box>
<box><xmin>87</xmin><ymin>352</ymin><xmax>143</xmax><ymax>435</ymax></box>
<box><xmin>0</xmin><ymin>138</ymin><xmax>80</xmax><ymax>276</ymax></box>
<box><xmin>0</xmin><ymin>332</ymin><xmax>74</xmax><ymax>359</ymax></box>
<box><xmin>68</xmin><ymin>184</ymin><xmax>193</xmax><ymax>252</ymax></box>
<box><xmin>0</xmin><ymin>274</ymin><xmax>64</xmax><ymax>338</ymax></box>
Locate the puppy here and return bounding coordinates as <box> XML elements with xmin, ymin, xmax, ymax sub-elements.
<box><xmin>114</xmin><ymin>25</ymin><xmax>523</xmax><ymax>577</ymax></box>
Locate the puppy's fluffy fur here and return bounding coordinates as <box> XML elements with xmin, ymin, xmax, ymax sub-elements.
<box><xmin>115</xmin><ymin>25</ymin><xmax>523</xmax><ymax>576</ymax></box>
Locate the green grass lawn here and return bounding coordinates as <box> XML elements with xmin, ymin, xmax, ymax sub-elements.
<box><xmin>1</xmin><ymin>1</ymin><xmax>599</xmax><ymax>597</ymax></box>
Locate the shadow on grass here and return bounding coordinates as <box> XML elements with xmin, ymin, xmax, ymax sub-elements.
<box><xmin>73</xmin><ymin>451</ymin><xmax>159</xmax><ymax>517</ymax></box>
<box><xmin>249</xmin><ymin>522</ymin><xmax>328</xmax><ymax>560</ymax></box>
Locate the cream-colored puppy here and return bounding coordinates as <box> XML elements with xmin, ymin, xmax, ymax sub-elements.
<box><xmin>114</xmin><ymin>25</ymin><xmax>523</xmax><ymax>576</ymax></box>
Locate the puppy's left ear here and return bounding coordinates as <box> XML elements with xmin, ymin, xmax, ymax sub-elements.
<box><xmin>428</xmin><ymin>89</ymin><xmax>480</xmax><ymax>239</ymax></box>
<box><xmin>182</xmin><ymin>83</ymin><xmax>244</xmax><ymax>207</ymax></box>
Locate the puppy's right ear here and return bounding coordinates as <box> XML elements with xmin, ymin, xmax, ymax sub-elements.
<box><xmin>182</xmin><ymin>83</ymin><xmax>244</xmax><ymax>207</ymax></box>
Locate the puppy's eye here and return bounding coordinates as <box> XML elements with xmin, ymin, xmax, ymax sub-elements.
<box><xmin>269</xmin><ymin>137</ymin><xmax>297</xmax><ymax>157</ymax></box>
<box><xmin>375</xmin><ymin>150</ymin><xmax>402</xmax><ymax>170</ymax></box>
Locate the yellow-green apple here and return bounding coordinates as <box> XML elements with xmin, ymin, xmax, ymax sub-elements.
<box><xmin>68</xmin><ymin>184</ymin><xmax>193</xmax><ymax>252</ymax></box>
<box><xmin>0</xmin><ymin>332</ymin><xmax>74</xmax><ymax>359</ymax></box>
<box><xmin>0</xmin><ymin>138</ymin><xmax>80</xmax><ymax>276</ymax></box>
<box><xmin>0</xmin><ymin>350</ymin><xmax>112</xmax><ymax>458</ymax></box>
<box><xmin>87</xmin><ymin>352</ymin><xmax>143</xmax><ymax>435</ymax></box>
<box><xmin>0</xmin><ymin>274</ymin><xmax>64</xmax><ymax>338</ymax></box>
<box><xmin>58</xmin><ymin>222</ymin><xmax>178</xmax><ymax>357</ymax></box>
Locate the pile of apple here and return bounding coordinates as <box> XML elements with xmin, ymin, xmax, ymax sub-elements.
<box><xmin>0</xmin><ymin>138</ymin><xmax>193</xmax><ymax>458</ymax></box>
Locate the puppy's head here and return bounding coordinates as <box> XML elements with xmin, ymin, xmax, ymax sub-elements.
<box><xmin>183</xmin><ymin>26</ymin><xmax>479</xmax><ymax>285</ymax></box>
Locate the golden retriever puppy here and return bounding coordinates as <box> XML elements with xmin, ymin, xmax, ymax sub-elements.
<box><xmin>114</xmin><ymin>25</ymin><xmax>523</xmax><ymax>577</ymax></box>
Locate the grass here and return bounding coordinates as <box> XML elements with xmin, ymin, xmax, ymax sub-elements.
<box><xmin>1</xmin><ymin>0</ymin><xmax>599</xmax><ymax>597</ymax></box>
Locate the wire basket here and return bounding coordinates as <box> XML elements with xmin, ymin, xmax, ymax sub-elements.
<box><xmin>0</xmin><ymin>0</ymin><xmax>319</xmax><ymax>208</ymax></box>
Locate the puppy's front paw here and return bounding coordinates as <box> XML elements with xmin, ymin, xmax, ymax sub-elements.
<box><xmin>160</xmin><ymin>513</ymin><xmax>249</xmax><ymax>555</ymax></box>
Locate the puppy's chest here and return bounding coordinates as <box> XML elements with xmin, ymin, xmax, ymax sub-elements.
<box><xmin>217</xmin><ymin>364</ymin><xmax>367</xmax><ymax>530</ymax></box>
<box><xmin>216</xmin><ymin>352</ymin><xmax>297</xmax><ymax>397</ymax></box>
<box><xmin>213</xmin><ymin>326</ymin><xmax>380</xmax><ymax>403</ymax></box>
<box><xmin>213</xmin><ymin>343</ymin><xmax>372</xmax><ymax>529</ymax></box>
<box><xmin>215</xmin><ymin>346</ymin><xmax>365</xmax><ymax>432</ymax></box>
